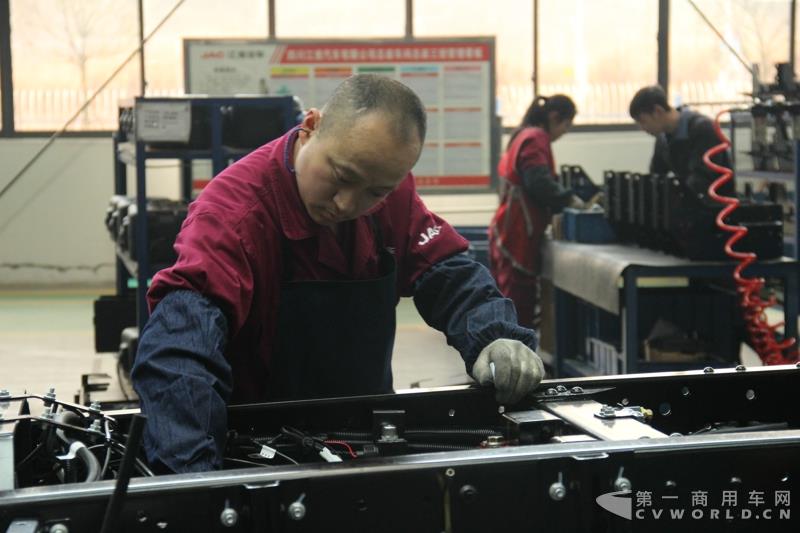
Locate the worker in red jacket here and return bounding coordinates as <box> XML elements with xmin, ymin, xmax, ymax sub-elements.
<box><xmin>489</xmin><ymin>95</ymin><xmax>578</xmax><ymax>329</ymax></box>
<box><xmin>132</xmin><ymin>75</ymin><xmax>545</xmax><ymax>473</ymax></box>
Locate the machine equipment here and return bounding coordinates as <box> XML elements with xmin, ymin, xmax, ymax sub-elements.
<box><xmin>602</xmin><ymin>170</ymin><xmax>783</xmax><ymax>261</ymax></box>
<box><xmin>1</xmin><ymin>366</ymin><xmax>798</xmax><ymax>532</ymax></box>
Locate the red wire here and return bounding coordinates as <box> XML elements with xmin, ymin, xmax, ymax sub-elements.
<box><xmin>324</xmin><ymin>440</ymin><xmax>357</xmax><ymax>459</ymax></box>
<box><xmin>703</xmin><ymin>111</ymin><xmax>798</xmax><ymax>365</ymax></box>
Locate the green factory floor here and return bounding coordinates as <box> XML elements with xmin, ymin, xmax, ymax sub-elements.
<box><xmin>0</xmin><ymin>289</ymin><xmax>468</xmax><ymax>407</ymax></box>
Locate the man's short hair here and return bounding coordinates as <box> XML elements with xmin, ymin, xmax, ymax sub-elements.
<box><xmin>320</xmin><ymin>74</ymin><xmax>426</xmax><ymax>145</ymax></box>
<box><xmin>629</xmin><ymin>86</ymin><xmax>671</xmax><ymax>120</ymax></box>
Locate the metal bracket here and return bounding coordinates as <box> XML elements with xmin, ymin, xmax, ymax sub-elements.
<box><xmin>533</xmin><ymin>386</ymin><xmax>614</xmax><ymax>403</ymax></box>
<box><xmin>543</xmin><ymin>400</ymin><xmax>667</xmax><ymax>441</ymax></box>
<box><xmin>77</xmin><ymin>373</ymin><xmax>112</xmax><ymax>406</ymax></box>
<box><xmin>594</xmin><ymin>404</ymin><xmax>653</xmax><ymax>421</ymax></box>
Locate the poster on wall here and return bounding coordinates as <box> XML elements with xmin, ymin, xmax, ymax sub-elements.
<box><xmin>185</xmin><ymin>38</ymin><xmax>497</xmax><ymax>192</ymax></box>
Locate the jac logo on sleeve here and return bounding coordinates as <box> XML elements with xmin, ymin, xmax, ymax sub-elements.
<box><xmin>417</xmin><ymin>225</ymin><xmax>442</xmax><ymax>246</ymax></box>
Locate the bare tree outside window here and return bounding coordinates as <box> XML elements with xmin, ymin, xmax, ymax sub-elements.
<box><xmin>671</xmin><ymin>0</ymin><xmax>791</xmax><ymax>116</ymax></box>
<box><xmin>733</xmin><ymin>0</ymin><xmax>791</xmax><ymax>78</ymax></box>
<box><xmin>8</xmin><ymin>0</ymin><xmax>795</xmax><ymax>130</ymax></box>
<box><xmin>538</xmin><ymin>0</ymin><xmax>658</xmax><ymax>124</ymax></box>
<box><xmin>11</xmin><ymin>0</ymin><xmax>139</xmax><ymax>130</ymax></box>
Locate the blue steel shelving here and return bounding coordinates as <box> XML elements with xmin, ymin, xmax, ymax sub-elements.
<box><xmin>112</xmin><ymin>96</ymin><xmax>299</xmax><ymax>332</ymax></box>
<box><xmin>552</xmin><ymin>257</ymin><xmax>800</xmax><ymax>378</ymax></box>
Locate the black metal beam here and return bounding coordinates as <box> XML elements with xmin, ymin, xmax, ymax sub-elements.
<box><xmin>268</xmin><ymin>0</ymin><xmax>275</xmax><ymax>38</ymax></box>
<box><xmin>791</xmin><ymin>0</ymin><xmax>797</xmax><ymax>76</ymax></box>
<box><xmin>0</xmin><ymin>0</ymin><xmax>14</xmax><ymax>135</ymax></box>
<box><xmin>657</xmin><ymin>0</ymin><xmax>669</xmax><ymax>95</ymax></box>
<box><xmin>138</xmin><ymin>0</ymin><xmax>146</xmax><ymax>95</ymax></box>
<box><xmin>405</xmin><ymin>0</ymin><xmax>413</xmax><ymax>38</ymax></box>
<box><xmin>532</xmin><ymin>0</ymin><xmax>538</xmax><ymax>96</ymax></box>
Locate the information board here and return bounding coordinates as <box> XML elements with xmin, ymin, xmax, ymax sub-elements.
<box><xmin>184</xmin><ymin>38</ymin><xmax>497</xmax><ymax>191</ymax></box>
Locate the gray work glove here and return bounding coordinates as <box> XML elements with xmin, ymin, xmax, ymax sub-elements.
<box><xmin>472</xmin><ymin>339</ymin><xmax>545</xmax><ymax>404</ymax></box>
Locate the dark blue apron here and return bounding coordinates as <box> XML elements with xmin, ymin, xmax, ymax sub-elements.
<box><xmin>267</xmin><ymin>218</ymin><xmax>397</xmax><ymax>399</ymax></box>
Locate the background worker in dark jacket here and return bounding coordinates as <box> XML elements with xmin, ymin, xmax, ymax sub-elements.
<box><xmin>629</xmin><ymin>85</ymin><xmax>734</xmax><ymax>199</ymax></box>
<box><xmin>489</xmin><ymin>95</ymin><xmax>578</xmax><ymax>330</ymax></box>
<box><xmin>132</xmin><ymin>74</ymin><xmax>545</xmax><ymax>474</ymax></box>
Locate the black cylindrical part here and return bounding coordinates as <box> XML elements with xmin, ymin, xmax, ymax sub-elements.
<box><xmin>99</xmin><ymin>414</ymin><xmax>146</xmax><ymax>533</ymax></box>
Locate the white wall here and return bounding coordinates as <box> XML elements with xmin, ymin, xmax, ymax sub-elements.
<box><xmin>0</xmin><ymin>137</ymin><xmax>185</xmax><ymax>286</ymax></box>
<box><xmin>0</xmin><ymin>138</ymin><xmax>115</xmax><ymax>286</ymax></box>
<box><xmin>552</xmin><ymin>130</ymin><xmax>653</xmax><ymax>179</ymax></box>
<box><xmin>0</xmin><ymin>130</ymin><xmax>654</xmax><ymax>286</ymax></box>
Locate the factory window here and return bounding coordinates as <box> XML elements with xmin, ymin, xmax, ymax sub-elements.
<box><xmin>538</xmin><ymin>0</ymin><xmax>659</xmax><ymax>124</ymax></box>
<box><xmin>671</xmin><ymin>0</ymin><xmax>793</xmax><ymax>118</ymax></box>
<box><xmin>143</xmin><ymin>0</ymin><xmax>268</xmax><ymax>96</ymax></box>
<box><xmin>275</xmin><ymin>0</ymin><xmax>405</xmax><ymax>38</ymax></box>
<box><xmin>413</xmin><ymin>0</ymin><xmax>534</xmax><ymax>127</ymax></box>
<box><xmin>10</xmin><ymin>0</ymin><xmax>141</xmax><ymax>131</ymax></box>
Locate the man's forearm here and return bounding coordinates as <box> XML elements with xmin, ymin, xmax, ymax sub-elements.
<box><xmin>131</xmin><ymin>290</ymin><xmax>232</xmax><ymax>473</ymax></box>
<box><xmin>412</xmin><ymin>254</ymin><xmax>538</xmax><ymax>373</ymax></box>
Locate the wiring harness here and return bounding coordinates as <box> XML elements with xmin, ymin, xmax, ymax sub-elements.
<box><xmin>2</xmin><ymin>391</ymin><xmax>154</xmax><ymax>489</ymax></box>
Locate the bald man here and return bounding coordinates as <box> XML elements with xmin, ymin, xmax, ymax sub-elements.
<box><xmin>132</xmin><ymin>74</ymin><xmax>544</xmax><ymax>473</ymax></box>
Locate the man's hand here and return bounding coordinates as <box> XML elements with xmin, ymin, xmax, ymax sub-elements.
<box><xmin>569</xmin><ymin>195</ymin><xmax>586</xmax><ymax>210</ymax></box>
<box><xmin>586</xmin><ymin>191</ymin><xmax>604</xmax><ymax>208</ymax></box>
<box><xmin>472</xmin><ymin>339</ymin><xmax>545</xmax><ymax>404</ymax></box>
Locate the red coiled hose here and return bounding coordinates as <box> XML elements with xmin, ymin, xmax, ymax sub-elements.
<box><xmin>703</xmin><ymin>110</ymin><xmax>798</xmax><ymax>365</ymax></box>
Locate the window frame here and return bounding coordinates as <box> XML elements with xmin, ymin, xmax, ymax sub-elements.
<box><xmin>0</xmin><ymin>0</ymin><xmax>274</xmax><ymax>137</ymax></box>
<box><xmin>0</xmin><ymin>0</ymin><xmax>13</xmax><ymax>136</ymax></box>
<box><xmin>2</xmin><ymin>0</ymin><xmax>784</xmax><ymax>137</ymax></box>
